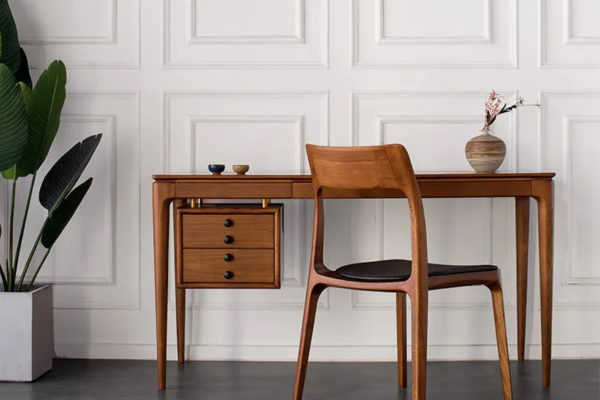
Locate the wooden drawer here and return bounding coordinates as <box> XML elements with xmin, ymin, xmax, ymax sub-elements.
<box><xmin>182</xmin><ymin>214</ymin><xmax>274</xmax><ymax>249</ymax></box>
<box><xmin>175</xmin><ymin>204</ymin><xmax>282</xmax><ymax>289</ymax></box>
<box><xmin>183</xmin><ymin>249</ymin><xmax>274</xmax><ymax>283</ymax></box>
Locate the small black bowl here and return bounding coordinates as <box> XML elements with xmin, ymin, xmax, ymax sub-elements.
<box><xmin>208</xmin><ymin>164</ymin><xmax>225</xmax><ymax>175</ymax></box>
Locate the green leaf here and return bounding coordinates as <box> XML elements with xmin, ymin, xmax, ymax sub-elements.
<box><xmin>0</xmin><ymin>64</ymin><xmax>27</xmax><ymax>173</ymax></box>
<box><xmin>14</xmin><ymin>48</ymin><xmax>32</xmax><ymax>88</ymax></box>
<box><xmin>0</xmin><ymin>0</ymin><xmax>21</xmax><ymax>74</ymax></box>
<box><xmin>41</xmin><ymin>178</ymin><xmax>92</xmax><ymax>248</ymax></box>
<box><xmin>39</xmin><ymin>134</ymin><xmax>102</xmax><ymax>211</ymax></box>
<box><xmin>16</xmin><ymin>60</ymin><xmax>67</xmax><ymax>177</ymax></box>
<box><xmin>19</xmin><ymin>82</ymin><xmax>31</xmax><ymax>106</ymax></box>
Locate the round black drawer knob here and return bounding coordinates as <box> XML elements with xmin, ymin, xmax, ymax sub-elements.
<box><xmin>223</xmin><ymin>235</ymin><xmax>234</xmax><ymax>244</ymax></box>
<box><xmin>224</xmin><ymin>271</ymin><xmax>234</xmax><ymax>280</ymax></box>
<box><xmin>224</xmin><ymin>253</ymin><xmax>233</xmax><ymax>262</ymax></box>
<box><xmin>223</xmin><ymin>219</ymin><xmax>233</xmax><ymax>227</ymax></box>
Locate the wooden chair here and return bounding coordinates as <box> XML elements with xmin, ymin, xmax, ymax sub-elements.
<box><xmin>293</xmin><ymin>144</ymin><xmax>513</xmax><ymax>400</ymax></box>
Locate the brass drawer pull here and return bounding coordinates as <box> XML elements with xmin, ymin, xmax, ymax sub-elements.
<box><xmin>223</xmin><ymin>253</ymin><xmax>233</xmax><ymax>262</ymax></box>
<box><xmin>223</xmin><ymin>235</ymin><xmax>234</xmax><ymax>244</ymax></box>
<box><xmin>223</xmin><ymin>219</ymin><xmax>233</xmax><ymax>227</ymax></box>
<box><xmin>223</xmin><ymin>271</ymin><xmax>234</xmax><ymax>280</ymax></box>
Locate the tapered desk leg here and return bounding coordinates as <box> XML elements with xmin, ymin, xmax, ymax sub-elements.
<box><xmin>533</xmin><ymin>180</ymin><xmax>553</xmax><ymax>388</ymax></box>
<box><xmin>515</xmin><ymin>197</ymin><xmax>530</xmax><ymax>362</ymax></box>
<box><xmin>153</xmin><ymin>182</ymin><xmax>175</xmax><ymax>390</ymax></box>
<box><xmin>176</xmin><ymin>289</ymin><xmax>186</xmax><ymax>363</ymax></box>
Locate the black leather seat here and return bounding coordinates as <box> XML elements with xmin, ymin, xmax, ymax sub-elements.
<box><xmin>336</xmin><ymin>259</ymin><xmax>498</xmax><ymax>282</ymax></box>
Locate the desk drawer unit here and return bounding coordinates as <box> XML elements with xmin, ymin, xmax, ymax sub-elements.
<box><xmin>175</xmin><ymin>204</ymin><xmax>282</xmax><ymax>289</ymax></box>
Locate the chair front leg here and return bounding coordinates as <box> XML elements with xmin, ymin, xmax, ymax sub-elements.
<box><xmin>489</xmin><ymin>280</ymin><xmax>514</xmax><ymax>400</ymax></box>
<box><xmin>409</xmin><ymin>289</ymin><xmax>428</xmax><ymax>400</ymax></box>
<box><xmin>293</xmin><ymin>282</ymin><xmax>326</xmax><ymax>400</ymax></box>
<box><xmin>396</xmin><ymin>292</ymin><xmax>408</xmax><ymax>388</ymax></box>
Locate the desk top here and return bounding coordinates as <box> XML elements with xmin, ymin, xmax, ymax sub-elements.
<box><xmin>153</xmin><ymin>172</ymin><xmax>555</xmax><ymax>181</ymax></box>
<box><xmin>153</xmin><ymin>172</ymin><xmax>555</xmax><ymax>199</ymax></box>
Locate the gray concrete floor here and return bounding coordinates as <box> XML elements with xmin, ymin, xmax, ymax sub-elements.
<box><xmin>0</xmin><ymin>359</ymin><xmax>598</xmax><ymax>399</ymax></box>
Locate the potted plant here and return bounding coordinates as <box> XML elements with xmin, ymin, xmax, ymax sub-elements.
<box><xmin>0</xmin><ymin>0</ymin><xmax>102</xmax><ymax>381</ymax></box>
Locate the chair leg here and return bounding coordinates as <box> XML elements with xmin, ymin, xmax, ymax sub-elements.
<box><xmin>409</xmin><ymin>290</ymin><xmax>428</xmax><ymax>400</ymax></box>
<box><xmin>176</xmin><ymin>288</ymin><xmax>186</xmax><ymax>363</ymax></box>
<box><xmin>293</xmin><ymin>283</ymin><xmax>326</xmax><ymax>400</ymax></box>
<box><xmin>489</xmin><ymin>281</ymin><xmax>514</xmax><ymax>400</ymax></box>
<box><xmin>396</xmin><ymin>292</ymin><xmax>408</xmax><ymax>388</ymax></box>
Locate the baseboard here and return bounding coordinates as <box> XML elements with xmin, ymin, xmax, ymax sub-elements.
<box><xmin>55</xmin><ymin>343</ymin><xmax>600</xmax><ymax>361</ymax></box>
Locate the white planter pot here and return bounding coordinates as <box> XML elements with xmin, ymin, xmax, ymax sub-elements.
<box><xmin>0</xmin><ymin>285</ymin><xmax>54</xmax><ymax>382</ymax></box>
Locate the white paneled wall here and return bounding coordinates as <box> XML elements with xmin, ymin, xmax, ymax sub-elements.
<box><xmin>9</xmin><ymin>0</ymin><xmax>600</xmax><ymax>361</ymax></box>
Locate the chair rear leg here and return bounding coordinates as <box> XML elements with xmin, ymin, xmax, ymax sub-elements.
<box><xmin>489</xmin><ymin>280</ymin><xmax>514</xmax><ymax>400</ymax></box>
<box><xmin>409</xmin><ymin>290</ymin><xmax>428</xmax><ymax>400</ymax></box>
<box><xmin>293</xmin><ymin>283</ymin><xmax>326</xmax><ymax>400</ymax></box>
<box><xmin>396</xmin><ymin>292</ymin><xmax>408</xmax><ymax>388</ymax></box>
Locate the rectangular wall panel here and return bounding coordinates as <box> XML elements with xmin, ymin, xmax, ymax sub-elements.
<box><xmin>352</xmin><ymin>0</ymin><xmax>517</xmax><ymax>68</ymax></box>
<box><xmin>11</xmin><ymin>0</ymin><xmax>140</xmax><ymax>68</ymax></box>
<box><xmin>164</xmin><ymin>0</ymin><xmax>327</xmax><ymax>68</ymax></box>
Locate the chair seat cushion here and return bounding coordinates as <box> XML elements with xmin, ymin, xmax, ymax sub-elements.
<box><xmin>335</xmin><ymin>259</ymin><xmax>497</xmax><ymax>282</ymax></box>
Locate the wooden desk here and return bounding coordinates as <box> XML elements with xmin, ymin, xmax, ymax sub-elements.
<box><xmin>152</xmin><ymin>172</ymin><xmax>555</xmax><ymax>389</ymax></box>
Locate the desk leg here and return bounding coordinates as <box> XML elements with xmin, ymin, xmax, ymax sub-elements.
<box><xmin>153</xmin><ymin>182</ymin><xmax>175</xmax><ymax>390</ymax></box>
<box><xmin>515</xmin><ymin>197</ymin><xmax>530</xmax><ymax>362</ymax></box>
<box><xmin>533</xmin><ymin>180</ymin><xmax>553</xmax><ymax>388</ymax></box>
<box><xmin>176</xmin><ymin>288</ymin><xmax>186</xmax><ymax>363</ymax></box>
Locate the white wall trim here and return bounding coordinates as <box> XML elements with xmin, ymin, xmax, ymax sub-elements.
<box><xmin>375</xmin><ymin>0</ymin><xmax>493</xmax><ymax>45</ymax></box>
<box><xmin>351</xmin><ymin>0</ymin><xmax>517</xmax><ymax>69</ymax></box>
<box><xmin>55</xmin><ymin>342</ymin><xmax>600</xmax><ymax>361</ymax></box>
<box><xmin>189</xmin><ymin>0</ymin><xmax>305</xmax><ymax>44</ymax></box>
<box><xmin>561</xmin><ymin>115</ymin><xmax>600</xmax><ymax>286</ymax></box>
<box><xmin>163</xmin><ymin>0</ymin><xmax>328</xmax><ymax>69</ymax></box>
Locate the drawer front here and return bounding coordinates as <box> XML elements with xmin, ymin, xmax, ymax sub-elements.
<box><xmin>183</xmin><ymin>249</ymin><xmax>274</xmax><ymax>283</ymax></box>
<box><xmin>182</xmin><ymin>214</ymin><xmax>274</xmax><ymax>248</ymax></box>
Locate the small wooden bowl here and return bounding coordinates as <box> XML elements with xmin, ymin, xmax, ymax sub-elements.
<box><xmin>232</xmin><ymin>165</ymin><xmax>250</xmax><ymax>175</ymax></box>
<box><xmin>208</xmin><ymin>164</ymin><xmax>225</xmax><ymax>175</ymax></box>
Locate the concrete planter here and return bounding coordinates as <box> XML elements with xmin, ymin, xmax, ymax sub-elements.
<box><xmin>0</xmin><ymin>285</ymin><xmax>54</xmax><ymax>382</ymax></box>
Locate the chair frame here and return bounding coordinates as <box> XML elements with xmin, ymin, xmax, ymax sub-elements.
<box><xmin>293</xmin><ymin>144</ymin><xmax>513</xmax><ymax>400</ymax></box>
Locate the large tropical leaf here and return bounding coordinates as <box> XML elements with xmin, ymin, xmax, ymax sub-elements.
<box><xmin>16</xmin><ymin>60</ymin><xmax>67</xmax><ymax>177</ymax></box>
<box><xmin>41</xmin><ymin>178</ymin><xmax>92</xmax><ymax>248</ymax></box>
<box><xmin>14</xmin><ymin>48</ymin><xmax>32</xmax><ymax>88</ymax></box>
<box><xmin>39</xmin><ymin>134</ymin><xmax>102</xmax><ymax>211</ymax></box>
<box><xmin>0</xmin><ymin>64</ymin><xmax>27</xmax><ymax>172</ymax></box>
<box><xmin>0</xmin><ymin>0</ymin><xmax>21</xmax><ymax>74</ymax></box>
<box><xmin>19</xmin><ymin>81</ymin><xmax>31</xmax><ymax>106</ymax></box>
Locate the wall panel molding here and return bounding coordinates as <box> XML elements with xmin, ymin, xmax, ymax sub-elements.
<box><xmin>375</xmin><ymin>0</ymin><xmax>492</xmax><ymax>45</ymax></box>
<box><xmin>163</xmin><ymin>0</ymin><xmax>328</xmax><ymax>68</ymax></box>
<box><xmin>352</xmin><ymin>0</ymin><xmax>517</xmax><ymax>69</ymax></box>
<box><xmin>189</xmin><ymin>0</ymin><xmax>305</xmax><ymax>44</ymax></box>
<box><xmin>540</xmin><ymin>0</ymin><xmax>600</xmax><ymax>68</ymax></box>
<box><xmin>49</xmin><ymin>92</ymin><xmax>141</xmax><ymax>310</ymax></box>
<box><xmin>19</xmin><ymin>0</ymin><xmax>140</xmax><ymax>69</ymax></box>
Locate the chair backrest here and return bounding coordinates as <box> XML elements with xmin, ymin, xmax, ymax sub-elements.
<box><xmin>305</xmin><ymin>144</ymin><xmax>428</xmax><ymax>285</ymax></box>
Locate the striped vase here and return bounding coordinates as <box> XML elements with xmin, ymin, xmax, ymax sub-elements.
<box><xmin>465</xmin><ymin>128</ymin><xmax>506</xmax><ymax>173</ymax></box>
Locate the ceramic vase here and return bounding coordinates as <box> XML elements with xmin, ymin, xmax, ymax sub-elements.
<box><xmin>465</xmin><ymin>128</ymin><xmax>506</xmax><ymax>173</ymax></box>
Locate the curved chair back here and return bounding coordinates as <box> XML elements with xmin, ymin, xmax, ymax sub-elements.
<box><xmin>305</xmin><ymin>144</ymin><xmax>428</xmax><ymax>285</ymax></box>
